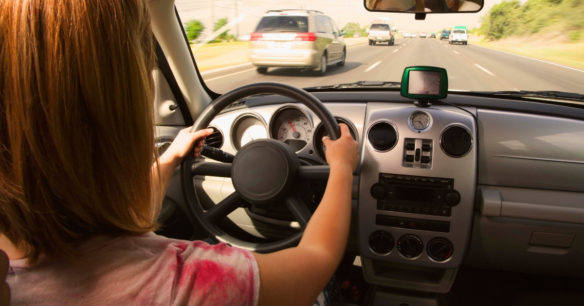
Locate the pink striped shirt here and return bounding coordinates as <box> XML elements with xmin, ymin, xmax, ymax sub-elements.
<box><xmin>7</xmin><ymin>233</ymin><xmax>259</xmax><ymax>305</ymax></box>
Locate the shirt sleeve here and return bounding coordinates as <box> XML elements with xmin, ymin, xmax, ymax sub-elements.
<box><xmin>169</xmin><ymin>241</ymin><xmax>260</xmax><ymax>306</ymax></box>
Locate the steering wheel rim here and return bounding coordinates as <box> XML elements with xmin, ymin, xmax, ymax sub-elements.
<box><xmin>181</xmin><ymin>82</ymin><xmax>340</xmax><ymax>252</ymax></box>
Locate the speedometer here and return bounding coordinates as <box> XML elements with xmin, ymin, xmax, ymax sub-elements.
<box><xmin>270</xmin><ymin>107</ymin><xmax>313</xmax><ymax>151</ymax></box>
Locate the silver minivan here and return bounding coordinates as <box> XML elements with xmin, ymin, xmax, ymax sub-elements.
<box><xmin>249</xmin><ymin>9</ymin><xmax>346</xmax><ymax>75</ymax></box>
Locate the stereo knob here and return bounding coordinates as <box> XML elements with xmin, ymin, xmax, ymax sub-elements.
<box><xmin>370</xmin><ymin>183</ymin><xmax>388</xmax><ymax>200</ymax></box>
<box><xmin>445</xmin><ymin>190</ymin><xmax>461</xmax><ymax>206</ymax></box>
<box><xmin>427</xmin><ymin>237</ymin><xmax>454</xmax><ymax>262</ymax></box>
<box><xmin>397</xmin><ymin>234</ymin><xmax>423</xmax><ymax>258</ymax></box>
<box><xmin>369</xmin><ymin>230</ymin><xmax>394</xmax><ymax>255</ymax></box>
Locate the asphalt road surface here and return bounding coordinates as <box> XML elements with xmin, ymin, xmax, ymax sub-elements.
<box><xmin>201</xmin><ymin>38</ymin><xmax>584</xmax><ymax>95</ymax></box>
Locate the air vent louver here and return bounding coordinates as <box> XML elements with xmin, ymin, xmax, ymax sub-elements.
<box><xmin>441</xmin><ymin>126</ymin><xmax>471</xmax><ymax>157</ymax></box>
<box><xmin>204</xmin><ymin>127</ymin><xmax>223</xmax><ymax>148</ymax></box>
<box><xmin>368</xmin><ymin>122</ymin><xmax>397</xmax><ymax>151</ymax></box>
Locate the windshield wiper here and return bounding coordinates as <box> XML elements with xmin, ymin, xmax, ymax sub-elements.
<box><xmin>305</xmin><ymin>81</ymin><xmax>401</xmax><ymax>90</ymax></box>
<box><xmin>475</xmin><ymin>90</ymin><xmax>584</xmax><ymax>102</ymax></box>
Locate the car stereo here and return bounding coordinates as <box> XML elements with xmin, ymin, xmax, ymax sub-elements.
<box><xmin>370</xmin><ymin>173</ymin><xmax>460</xmax><ymax>216</ymax></box>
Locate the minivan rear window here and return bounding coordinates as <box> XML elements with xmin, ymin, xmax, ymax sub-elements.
<box><xmin>255</xmin><ymin>16</ymin><xmax>309</xmax><ymax>33</ymax></box>
<box><xmin>453</xmin><ymin>29</ymin><xmax>465</xmax><ymax>34</ymax></box>
<box><xmin>370</xmin><ymin>24</ymin><xmax>390</xmax><ymax>31</ymax></box>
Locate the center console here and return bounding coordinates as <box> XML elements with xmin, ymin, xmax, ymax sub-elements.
<box><xmin>358</xmin><ymin>103</ymin><xmax>477</xmax><ymax>293</ymax></box>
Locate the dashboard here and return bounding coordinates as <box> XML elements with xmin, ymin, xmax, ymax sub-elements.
<box><xmin>163</xmin><ymin>91</ymin><xmax>584</xmax><ymax>294</ymax></box>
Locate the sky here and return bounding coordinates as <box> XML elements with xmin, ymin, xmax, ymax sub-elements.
<box><xmin>175</xmin><ymin>0</ymin><xmax>504</xmax><ymax>37</ymax></box>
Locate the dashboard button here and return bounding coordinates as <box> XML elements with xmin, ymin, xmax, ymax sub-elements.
<box><xmin>405</xmin><ymin>155</ymin><xmax>414</xmax><ymax>162</ymax></box>
<box><xmin>406</xmin><ymin>143</ymin><xmax>415</xmax><ymax>150</ymax></box>
<box><xmin>421</xmin><ymin>156</ymin><xmax>431</xmax><ymax>163</ymax></box>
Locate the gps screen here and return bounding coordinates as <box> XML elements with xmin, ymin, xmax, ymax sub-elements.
<box><xmin>408</xmin><ymin>71</ymin><xmax>441</xmax><ymax>95</ymax></box>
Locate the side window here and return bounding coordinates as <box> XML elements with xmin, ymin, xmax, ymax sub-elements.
<box><xmin>330</xmin><ymin>18</ymin><xmax>340</xmax><ymax>36</ymax></box>
<box><xmin>315</xmin><ymin>16</ymin><xmax>326</xmax><ymax>33</ymax></box>
<box><xmin>323</xmin><ymin>16</ymin><xmax>334</xmax><ymax>34</ymax></box>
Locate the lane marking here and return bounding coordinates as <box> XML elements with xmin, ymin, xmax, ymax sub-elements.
<box><xmin>393</xmin><ymin>49</ymin><xmax>399</xmax><ymax>53</ymax></box>
<box><xmin>201</xmin><ymin>62</ymin><xmax>252</xmax><ymax>76</ymax></box>
<box><xmin>474</xmin><ymin>64</ymin><xmax>495</xmax><ymax>76</ymax></box>
<box><xmin>205</xmin><ymin>67</ymin><xmax>257</xmax><ymax>82</ymax></box>
<box><xmin>473</xmin><ymin>44</ymin><xmax>584</xmax><ymax>74</ymax></box>
<box><xmin>364</xmin><ymin>61</ymin><xmax>381</xmax><ymax>72</ymax></box>
<box><xmin>453</xmin><ymin>50</ymin><xmax>460</xmax><ymax>55</ymax></box>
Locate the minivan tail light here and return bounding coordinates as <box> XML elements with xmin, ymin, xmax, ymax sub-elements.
<box><xmin>250</xmin><ymin>32</ymin><xmax>264</xmax><ymax>41</ymax></box>
<box><xmin>295</xmin><ymin>32</ymin><xmax>316</xmax><ymax>41</ymax></box>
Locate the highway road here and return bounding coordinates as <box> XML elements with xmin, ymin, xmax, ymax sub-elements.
<box><xmin>201</xmin><ymin>38</ymin><xmax>584</xmax><ymax>95</ymax></box>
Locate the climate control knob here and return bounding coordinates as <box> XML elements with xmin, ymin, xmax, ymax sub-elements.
<box><xmin>427</xmin><ymin>237</ymin><xmax>454</xmax><ymax>262</ymax></box>
<box><xmin>397</xmin><ymin>234</ymin><xmax>423</xmax><ymax>258</ymax></box>
<box><xmin>369</xmin><ymin>230</ymin><xmax>394</xmax><ymax>255</ymax></box>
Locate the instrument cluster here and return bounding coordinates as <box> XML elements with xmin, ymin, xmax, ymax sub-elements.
<box><xmin>229</xmin><ymin>105</ymin><xmax>356</xmax><ymax>163</ymax></box>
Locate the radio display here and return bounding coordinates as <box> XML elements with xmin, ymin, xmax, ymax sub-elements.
<box><xmin>395</xmin><ymin>186</ymin><xmax>434</xmax><ymax>202</ymax></box>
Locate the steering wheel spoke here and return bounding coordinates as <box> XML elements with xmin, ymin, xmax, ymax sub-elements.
<box><xmin>285</xmin><ymin>195</ymin><xmax>312</xmax><ymax>228</ymax></box>
<box><xmin>204</xmin><ymin>192</ymin><xmax>243</xmax><ymax>222</ymax></box>
<box><xmin>191</xmin><ymin>161</ymin><xmax>231</xmax><ymax>177</ymax></box>
<box><xmin>298</xmin><ymin>165</ymin><xmax>330</xmax><ymax>180</ymax></box>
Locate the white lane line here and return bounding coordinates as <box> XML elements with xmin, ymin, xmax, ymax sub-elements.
<box><xmin>474</xmin><ymin>64</ymin><xmax>495</xmax><ymax>76</ymax></box>
<box><xmin>364</xmin><ymin>61</ymin><xmax>382</xmax><ymax>72</ymax></box>
<box><xmin>473</xmin><ymin>44</ymin><xmax>584</xmax><ymax>73</ymax></box>
<box><xmin>205</xmin><ymin>67</ymin><xmax>257</xmax><ymax>82</ymax></box>
<box><xmin>393</xmin><ymin>49</ymin><xmax>399</xmax><ymax>53</ymax></box>
<box><xmin>201</xmin><ymin>62</ymin><xmax>253</xmax><ymax>76</ymax></box>
<box><xmin>453</xmin><ymin>50</ymin><xmax>460</xmax><ymax>55</ymax></box>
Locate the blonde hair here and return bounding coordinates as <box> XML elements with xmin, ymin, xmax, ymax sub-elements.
<box><xmin>0</xmin><ymin>0</ymin><xmax>156</xmax><ymax>264</ymax></box>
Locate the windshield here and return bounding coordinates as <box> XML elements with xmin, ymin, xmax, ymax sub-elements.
<box><xmin>175</xmin><ymin>0</ymin><xmax>584</xmax><ymax>98</ymax></box>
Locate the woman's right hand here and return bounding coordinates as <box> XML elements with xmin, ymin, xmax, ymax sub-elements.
<box><xmin>322</xmin><ymin>124</ymin><xmax>359</xmax><ymax>172</ymax></box>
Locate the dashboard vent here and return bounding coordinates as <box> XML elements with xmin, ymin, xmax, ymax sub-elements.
<box><xmin>441</xmin><ymin>126</ymin><xmax>471</xmax><ymax>157</ymax></box>
<box><xmin>204</xmin><ymin>127</ymin><xmax>223</xmax><ymax>149</ymax></box>
<box><xmin>368</xmin><ymin>122</ymin><xmax>397</xmax><ymax>151</ymax></box>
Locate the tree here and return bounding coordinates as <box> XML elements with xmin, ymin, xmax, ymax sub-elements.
<box><xmin>185</xmin><ymin>20</ymin><xmax>205</xmax><ymax>42</ymax></box>
<box><xmin>214</xmin><ymin>18</ymin><xmax>230</xmax><ymax>41</ymax></box>
<box><xmin>342</xmin><ymin>22</ymin><xmax>362</xmax><ymax>38</ymax></box>
<box><xmin>479</xmin><ymin>0</ymin><xmax>521</xmax><ymax>40</ymax></box>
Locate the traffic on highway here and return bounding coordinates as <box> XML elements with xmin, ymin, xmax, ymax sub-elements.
<box><xmin>176</xmin><ymin>0</ymin><xmax>584</xmax><ymax>100</ymax></box>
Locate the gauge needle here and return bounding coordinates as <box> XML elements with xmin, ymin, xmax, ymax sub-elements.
<box><xmin>288</xmin><ymin>121</ymin><xmax>300</xmax><ymax>139</ymax></box>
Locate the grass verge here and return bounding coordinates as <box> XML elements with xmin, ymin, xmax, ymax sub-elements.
<box><xmin>471</xmin><ymin>36</ymin><xmax>584</xmax><ymax>70</ymax></box>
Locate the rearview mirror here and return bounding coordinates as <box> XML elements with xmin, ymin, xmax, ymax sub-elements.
<box><xmin>365</xmin><ymin>0</ymin><xmax>483</xmax><ymax>13</ymax></box>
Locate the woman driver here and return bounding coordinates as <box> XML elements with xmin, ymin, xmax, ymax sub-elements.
<box><xmin>0</xmin><ymin>0</ymin><xmax>358</xmax><ymax>305</ymax></box>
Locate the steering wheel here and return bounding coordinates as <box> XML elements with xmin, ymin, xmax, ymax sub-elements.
<box><xmin>181</xmin><ymin>82</ymin><xmax>340</xmax><ymax>253</ymax></box>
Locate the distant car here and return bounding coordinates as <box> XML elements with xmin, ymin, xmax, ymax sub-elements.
<box><xmin>249</xmin><ymin>9</ymin><xmax>346</xmax><ymax>75</ymax></box>
<box><xmin>368</xmin><ymin>23</ymin><xmax>395</xmax><ymax>46</ymax></box>
<box><xmin>430</xmin><ymin>32</ymin><xmax>436</xmax><ymax>38</ymax></box>
<box><xmin>419</xmin><ymin>32</ymin><xmax>427</xmax><ymax>38</ymax></box>
<box><xmin>440</xmin><ymin>30</ymin><xmax>450</xmax><ymax>40</ymax></box>
<box><xmin>449</xmin><ymin>26</ymin><xmax>468</xmax><ymax>45</ymax></box>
